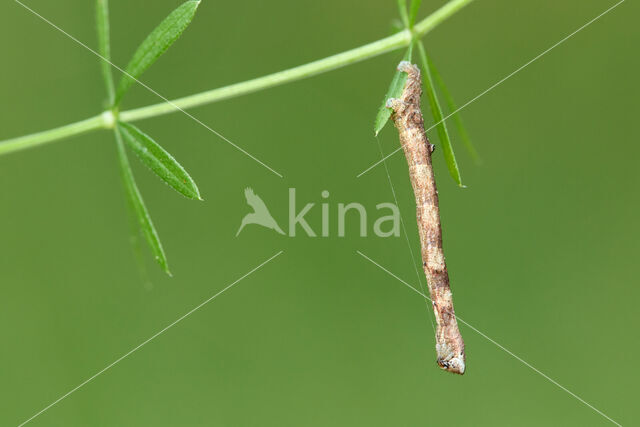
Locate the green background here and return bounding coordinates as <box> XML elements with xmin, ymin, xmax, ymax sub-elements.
<box><xmin>1</xmin><ymin>0</ymin><xmax>637</xmax><ymax>425</ymax></box>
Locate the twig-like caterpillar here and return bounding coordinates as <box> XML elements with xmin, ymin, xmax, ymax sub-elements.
<box><xmin>387</xmin><ymin>61</ymin><xmax>465</xmax><ymax>374</ymax></box>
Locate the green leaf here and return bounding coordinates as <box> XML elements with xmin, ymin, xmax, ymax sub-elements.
<box><xmin>374</xmin><ymin>44</ymin><xmax>414</xmax><ymax>136</ymax></box>
<box><xmin>96</xmin><ymin>0</ymin><xmax>115</xmax><ymax>103</ymax></box>
<box><xmin>115</xmin><ymin>127</ymin><xmax>171</xmax><ymax>276</ymax></box>
<box><xmin>409</xmin><ymin>0</ymin><xmax>422</xmax><ymax>27</ymax></box>
<box><xmin>114</xmin><ymin>0</ymin><xmax>201</xmax><ymax>105</ymax></box>
<box><xmin>396</xmin><ymin>0</ymin><xmax>410</xmax><ymax>28</ymax></box>
<box><xmin>430</xmin><ymin>59</ymin><xmax>481</xmax><ymax>164</ymax></box>
<box><xmin>417</xmin><ymin>42</ymin><xmax>463</xmax><ymax>187</ymax></box>
<box><xmin>118</xmin><ymin>122</ymin><xmax>202</xmax><ymax>200</ymax></box>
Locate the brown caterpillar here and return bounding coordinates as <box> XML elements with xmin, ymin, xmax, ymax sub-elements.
<box><xmin>387</xmin><ymin>61</ymin><xmax>465</xmax><ymax>374</ymax></box>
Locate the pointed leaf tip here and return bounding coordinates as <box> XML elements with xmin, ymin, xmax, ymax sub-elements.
<box><xmin>114</xmin><ymin>0</ymin><xmax>200</xmax><ymax>104</ymax></box>
<box><xmin>115</xmin><ymin>128</ymin><xmax>171</xmax><ymax>275</ymax></box>
<box><xmin>417</xmin><ymin>43</ymin><xmax>463</xmax><ymax>187</ymax></box>
<box><xmin>117</xmin><ymin>122</ymin><xmax>201</xmax><ymax>200</ymax></box>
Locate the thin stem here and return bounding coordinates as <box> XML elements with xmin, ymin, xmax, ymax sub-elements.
<box><xmin>412</xmin><ymin>0</ymin><xmax>472</xmax><ymax>37</ymax></box>
<box><xmin>121</xmin><ymin>0</ymin><xmax>473</xmax><ymax>122</ymax></box>
<box><xmin>0</xmin><ymin>114</ymin><xmax>109</xmax><ymax>156</ymax></box>
<box><xmin>0</xmin><ymin>0</ymin><xmax>473</xmax><ymax>156</ymax></box>
<box><xmin>120</xmin><ymin>30</ymin><xmax>411</xmax><ymax>122</ymax></box>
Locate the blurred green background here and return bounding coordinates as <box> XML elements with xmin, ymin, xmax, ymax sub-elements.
<box><xmin>1</xmin><ymin>0</ymin><xmax>638</xmax><ymax>425</ymax></box>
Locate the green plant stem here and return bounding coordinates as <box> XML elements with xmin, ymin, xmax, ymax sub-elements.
<box><xmin>121</xmin><ymin>31</ymin><xmax>411</xmax><ymax>122</ymax></box>
<box><xmin>0</xmin><ymin>0</ymin><xmax>473</xmax><ymax>156</ymax></box>
<box><xmin>0</xmin><ymin>115</ymin><xmax>108</xmax><ymax>155</ymax></box>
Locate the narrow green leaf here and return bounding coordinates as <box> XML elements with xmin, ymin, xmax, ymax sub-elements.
<box><xmin>115</xmin><ymin>127</ymin><xmax>171</xmax><ymax>275</ymax></box>
<box><xmin>409</xmin><ymin>0</ymin><xmax>423</xmax><ymax>27</ymax></box>
<box><xmin>114</xmin><ymin>0</ymin><xmax>201</xmax><ymax>105</ymax></box>
<box><xmin>96</xmin><ymin>0</ymin><xmax>115</xmax><ymax>103</ymax></box>
<box><xmin>374</xmin><ymin>44</ymin><xmax>413</xmax><ymax>136</ymax></box>
<box><xmin>396</xmin><ymin>0</ymin><xmax>410</xmax><ymax>28</ymax></box>
<box><xmin>430</xmin><ymin>60</ymin><xmax>481</xmax><ymax>164</ymax></box>
<box><xmin>118</xmin><ymin>122</ymin><xmax>202</xmax><ymax>200</ymax></box>
<box><xmin>417</xmin><ymin>42</ymin><xmax>463</xmax><ymax>187</ymax></box>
